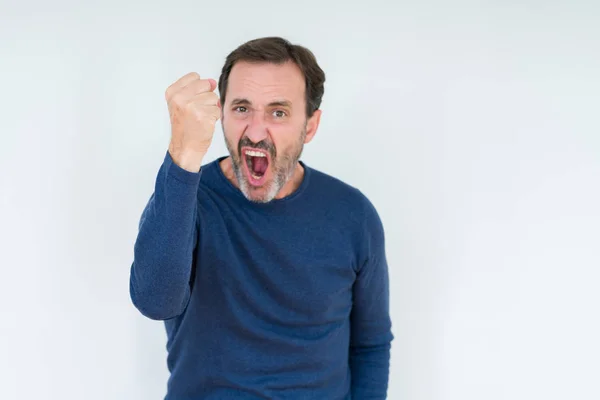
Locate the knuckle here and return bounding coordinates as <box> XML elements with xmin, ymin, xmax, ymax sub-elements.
<box><xmin>184</xmin><ymin>101</ymin><xmax>197</xmax><ymax>114</ymax></box>
<box><xmin>195</xmin><ymin>80</ymin><xmax>211</xmax><ymax>93</ymax></box>
<box><xmin>165</xmin><ymin>86</ymin><xmax>175</xmax><ymax>101</ymax></box>
<box><xmin>170</xmin><ymin>92</ymin><xmax>181</xmax><ymax>105</ymax></box>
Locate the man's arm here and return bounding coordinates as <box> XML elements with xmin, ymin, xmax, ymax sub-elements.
<box><xmin>349</xmin><ymin>198</ymin><xmax>394</xmax><ymax>399</ymax></box>
<box><xmin>129</xmin><ymin>72</ymin><xmax>220</xmax><ymax>320</ymax></box>
<box><xmin>129</xmin><ymin>151</ymin><xmax>201</xmax><ymax>320</ymax></box>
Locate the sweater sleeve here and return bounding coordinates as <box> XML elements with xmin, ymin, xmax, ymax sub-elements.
<box><xmin>349</xmin><ymin>197</ymin><xmax>394</xmax><ymax>399</ymax></box>
<box><xmin>129</xmin><ymin>151</ymin><xmax>201</xmax><ymax>320</ymax></box>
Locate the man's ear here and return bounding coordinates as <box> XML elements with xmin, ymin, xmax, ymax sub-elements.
<box><xmin>304</xmin><ymin>109</ymin><xmax>322</xmax><ymax>144</ymax></box>
<box><xmin>218</xmin><ymin>98</ymin><xmax>224</xmax><ymax>120</ymax></box>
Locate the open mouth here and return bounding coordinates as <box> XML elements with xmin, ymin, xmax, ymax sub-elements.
<box><xmin>242</xmin><ymin>147</ymin><xmax>270</xmax><ymax>186</ymax></box>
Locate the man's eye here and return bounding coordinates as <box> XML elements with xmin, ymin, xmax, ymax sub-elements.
<box><xmin>235</xmin><ymin>106</ymin><xmax>248</xmax><ymax>113</ymax></box>
<box><xmin>273</xmin><ymin>110</ymin><xmax>286</xmax><ymax>118</ymax></box>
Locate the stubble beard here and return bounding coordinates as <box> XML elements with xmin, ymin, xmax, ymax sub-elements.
<box><xmin>224</xmin><ymin>127</ymin><xmax>306</xmax><ymax>204</ymax></box>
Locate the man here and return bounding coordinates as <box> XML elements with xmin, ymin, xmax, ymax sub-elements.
<box><xmin>130</xmin><ymin>36</ymin><xmax>393</xmax><ymax>399</ymax></box>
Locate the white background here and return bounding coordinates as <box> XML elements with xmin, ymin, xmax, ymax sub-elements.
<box><xmin>1</xmin><ymin>1</ymin><xmax>599</xmax><ymax>399</ymax></box>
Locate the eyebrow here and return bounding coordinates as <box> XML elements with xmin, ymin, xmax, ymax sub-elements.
<box><xmin>230</xmin><ymin>98</ymin><xmax>293</xmax><ymax>108</ymax></box>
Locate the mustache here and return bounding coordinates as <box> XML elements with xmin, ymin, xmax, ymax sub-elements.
<box><xmin>238</xmin><ymin>136</ymin><xmax>277</xmax><ymax>158</ymax></box>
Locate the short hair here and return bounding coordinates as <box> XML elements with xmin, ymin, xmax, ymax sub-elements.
<box><xmin>218</xmin><ymin>36</ymin><xmax>326</xmax><ymax>117</ymax></box>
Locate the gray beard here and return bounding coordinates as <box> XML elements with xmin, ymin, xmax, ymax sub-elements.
<box><xmin>224</xmin><ymin>127</ymin><xmax>306</xmax><ymax>204</ymax></box>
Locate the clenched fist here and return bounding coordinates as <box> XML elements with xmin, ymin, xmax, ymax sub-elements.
<box><xmin>165</xmin><ymin>72</ymin><xmax>221</xmax><ymax>172</ymax></box>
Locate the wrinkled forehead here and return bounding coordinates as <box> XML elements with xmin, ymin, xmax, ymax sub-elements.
<box><xmin>225</xmin><ymin>61</ymin><xmax>306</xmax><ymax>108</ymax></box>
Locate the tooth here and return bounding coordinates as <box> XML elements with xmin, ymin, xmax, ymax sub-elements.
<box><xmin>245</xmin><ymin>150</ymin><xmax>266</xmax><ymax>157</ymax></box>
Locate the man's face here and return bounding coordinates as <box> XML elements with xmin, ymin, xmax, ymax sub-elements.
<box><xmin>221</xmin><ymin>61</ymin><xmax>320</xmax><ymax>203</ymax></box>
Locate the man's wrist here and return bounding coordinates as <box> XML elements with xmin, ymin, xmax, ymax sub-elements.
<box><xmin>168</xmin><ymin>146</ymin><xmax>206</xmax><ymax>173</ymax></box>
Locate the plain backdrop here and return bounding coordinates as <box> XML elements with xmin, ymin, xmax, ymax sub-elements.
<box><xmin>1</xmin><ymin>1</ymin><xmax>599</xmax><ymax>399</ymax></box>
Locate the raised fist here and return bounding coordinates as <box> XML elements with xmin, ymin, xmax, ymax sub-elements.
<box><xmin>165</xmin><ymin>72</ymin><xmax>220</xmax><ymax>172</ymax></box>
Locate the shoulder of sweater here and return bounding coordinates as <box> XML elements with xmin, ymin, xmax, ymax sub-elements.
<box><xmin>306</xmin><ymin>166</ymin><xmax>379</xmax><ymax>219</ymax></box>
<box><xmin>307</xmin><ymin>167</ymin><xmax>385</xmax><ymax>266</ymax></box>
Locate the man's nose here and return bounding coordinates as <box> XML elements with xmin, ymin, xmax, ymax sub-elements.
<box><xmin>244</xmin><ymin>111</ymin><xmax>269</xmax><ymax>144</ymax></box>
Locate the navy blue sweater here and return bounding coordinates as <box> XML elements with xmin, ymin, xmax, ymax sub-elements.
<box><xmin>130</xmin><ymin>151</ymin><xmax>393</xmax><ymax>399</ymax></box>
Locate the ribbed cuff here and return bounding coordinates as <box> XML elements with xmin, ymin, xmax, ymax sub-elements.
<box><xmin>163</xmin><ymin>150</ymin><xmax>202</xmax><ymax>186</ymax></box>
